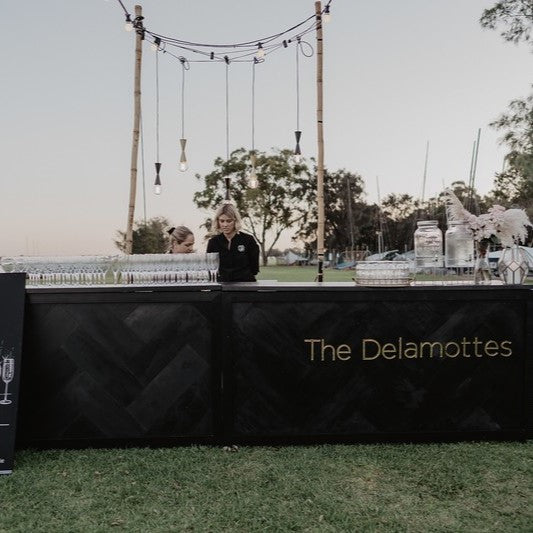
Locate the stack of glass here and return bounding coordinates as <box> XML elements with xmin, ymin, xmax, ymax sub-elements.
<box><xmin>355</xmin><ymin>261</ymin><xmax>412</xmax><ymax>287</ymax></box>
<box><xmin>0</xmin><ymin>253</ymin><xmax>219</xmax><ymax>286</ymax></box>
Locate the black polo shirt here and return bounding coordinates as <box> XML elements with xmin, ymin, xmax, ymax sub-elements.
<box><xmin>206</xmin><ymin>231</ymin><xmax>260</xmax><ymax>282</ymax></box>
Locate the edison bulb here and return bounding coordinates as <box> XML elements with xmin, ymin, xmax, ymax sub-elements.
<box><xmin>154</xmin><ymin>184</ymin><xmax>161</xmax><ymax>195</ymax></box>
<box><xmin>179</xmin><ymin>162</ymin><xmax>188</xmax><ymax>172</ymax></box>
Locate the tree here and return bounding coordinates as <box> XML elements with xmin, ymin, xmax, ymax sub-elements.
<box><xmin>115</xmin><ymin>216</ymin><xmax>170</xmax><ymax>254</ymax></box>
<box><xmin>380</xmin><ymin>193</ymin><xmax>420</xmax><ymax>252</ymax></box>
<box><xmin>294</xmin><ymin>169</ymin><xmax>376</xmax><ymax>256</ymax></box>
<box><xmin>481</xmin><ymin>3</ymin><xmax>533</xmax><ymax>219</ymax></box>
<box><xmin>489</xmin><ymin>91</ymin><xmax>533</xmax><ymax>216</ymax></box>
<box><xmin>193</xmin><ymin>148</ymin><xmax>311</xmax><ymax>265</ymax></box>
<box><xmin>480</xmin><ymin>1</ymin><xmax>533</xmax><ymax>48</ymax></box>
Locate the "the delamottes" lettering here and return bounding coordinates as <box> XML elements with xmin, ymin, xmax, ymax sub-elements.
<box><xmin>304</xmin><ymin>337</ymin><xmax>512</xmax><ymax>362</ymax></box>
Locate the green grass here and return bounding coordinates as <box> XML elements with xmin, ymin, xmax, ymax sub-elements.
<box><xmin>257</xmin><ymin>265</ymin><xmax>354</xmax><ymax>282</ymax></box>
<box><xmin>257</xmin><ymin>265</ymin><xmax>533</xmax><ymax>284</ymax></box>
<box><xmin>1</xmin><ymin>443</ymin><xmax>531</xmax><ymax>532</ymax></box>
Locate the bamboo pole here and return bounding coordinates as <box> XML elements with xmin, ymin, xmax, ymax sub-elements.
<box><xmin>315</xmin><ymin>1</ymin><xmax>325</xmax><ymax>281</ymax></box>
<box><xmin>125</xmin><ymin>5</ymin><xmax>143</xmax><ymax>254</ymax></box>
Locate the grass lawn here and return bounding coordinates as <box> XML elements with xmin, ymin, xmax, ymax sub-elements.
<box><xmin>1</xmin><ymin>443</ymin><xmax>532</xmax><ymax>532</ymax></box>
<box><xmin>257</xmin><ymin>265</ymin><xmax>533</xmax><ymax>284</ymax></box>
<box><xmin>257</xmin><ymin>265</ymin><xmax>354</xmax><ymax>282</ymax></box>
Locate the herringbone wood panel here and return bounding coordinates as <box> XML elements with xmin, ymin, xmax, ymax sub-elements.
<box><xmin>18</xmin><ymin>301</ymin><xmax>215</xmax><ymax>442</ymax></box>
<box><xmin>230</xmin><ymin>298</ymin><xmax>525</xmax><ymax>436</ymax></box>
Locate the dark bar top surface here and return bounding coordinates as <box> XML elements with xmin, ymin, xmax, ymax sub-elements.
<box><xmin>24</xmin><ymin>281</ymin><xmax>532</xmax><ymax>294</ymax></box>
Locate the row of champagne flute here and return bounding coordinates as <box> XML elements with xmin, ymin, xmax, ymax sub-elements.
<box><xmin>0</xmin><ymin>253</ymin><xmax>219</xmax><ymax>286</ymax></box>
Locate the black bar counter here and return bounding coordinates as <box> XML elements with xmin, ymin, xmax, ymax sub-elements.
<box><xmin>17</xmin><ymin>282</ymin><xmax>533</xmax><ymax>448</ymax></box>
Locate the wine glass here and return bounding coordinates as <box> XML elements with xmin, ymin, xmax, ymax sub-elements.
<box><xmin>207</xmin><ymin>252</ymin><xmax>219</xmax><ymax>283</ymax></box>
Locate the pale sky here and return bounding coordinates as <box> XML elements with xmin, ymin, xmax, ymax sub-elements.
<box><xmin>0</xmin><ymin>0</ymin><xmax>531</xmax><ymax>255</ymax></box>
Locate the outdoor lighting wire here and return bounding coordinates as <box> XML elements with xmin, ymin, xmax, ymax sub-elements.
<box><xmin>225</xmin><ymin>61</ymin><xmax>230</xmax><ymax>163</ymax></box>
<box><xmin>116</xmin><ymin>0</ymin><xmax>329</xmax><ymax>65</ymax></box>
<box><xmin>178</xmin><ymin>57</ymin><xmax>190</xmax><ymax>172</ymax></box>
<box><xmin>293</xmin><ymin>37</ymin><xmax>302</xmax><ymax>163</ymax></box>
<box><xmin>248</xmin><ymin>59</ymin><xmax>259</xmax><ymax>189</ymax></box>
<box><xmin>154</xmin><ymin>49</ymin><xmax>162</xmax><ymax>194</ymax></box>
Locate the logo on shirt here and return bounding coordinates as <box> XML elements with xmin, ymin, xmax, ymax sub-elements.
<box><xmin>238</xmin><ymin>245</ymin><xmax>245</xmax><ymax>252</ymax></box>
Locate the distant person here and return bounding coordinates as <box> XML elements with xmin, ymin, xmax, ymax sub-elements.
<box><xmin>167</xmin><ymin>226</ymin><xmax>195</xmax><ymax>253</ymax></box>
<box><xmin>206</xmin><ymin>203</ymin><xmax>259</xmax><ymax>282</ymax></box>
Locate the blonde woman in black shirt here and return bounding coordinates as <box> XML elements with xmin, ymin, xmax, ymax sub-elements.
<box><xmin>206</xmin><ymin>203</ymin><xmax>260</xmax><ymax>282</ymax></box>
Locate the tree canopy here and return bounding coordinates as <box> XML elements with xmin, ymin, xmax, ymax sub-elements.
<box><xmin>193</xmin><ymin>148</ymin><xmax>312</xmax><ymax>265</ymax></box>
<box><xmin>294</xmin><ymin>169</ymin><xmax>376</xmax><ymax>255</ymax></box>
<box><xmin>115</xmin><ymin>217</ymin><xmax>170</xmax><ymax>254</ymax></box>
<box><xmin>481</xmin><ymin>2</ymin><xmax>533</xmax><ymax>219</ymax></box>
<box><xmin>480</xmin><ymin>0</ymin><xmax>533</xmax><ymax>48</ymax></box>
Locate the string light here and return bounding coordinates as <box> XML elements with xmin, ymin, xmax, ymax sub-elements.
<box><xmin>179</xmin><ymin>139</ymin><xmax>188</xmax><ymax>172</ymax></box>
<box><xmin>116</xmin><ymin>0</ymin><xmax>332</xmax><ymax>65</ymax></box>
<box><xmin>124</xmin><ymin>13</ymin><xmax>133</xmax><ymax>32</ymax></box>
<box><xmin>154</xmin><ymin>48</ymin><xmax>162</xmax><ymax>194</ymax></box>
<box><xmin>248</xmin><ymin>59</ymin><xmax>259</xmax><ymax>189</ymax></box>
<box><xmin>115</xmin><ymin>0</ymin><xmax>333</xmax><ymax>188</ymax></box>
<box><xmin>248</xmin><ymin>153</ymin><xmax>258</xmax><ymax>189</ymax></box>
<box><xmin>294</xmin><ymin>37</ymin><xmax>302</xmax><ymax>163</ymax></box>
<box><xmin>154</xmin><ymin>164</ymin><xmax>162</xmax><ymax>195</ymax></box>
<box><xmin>151</xmin><ymin>37</ymin><xmax>161</xmax><ymax>51</ymax></box>
<box><xmin>225</xmin><ymin>61</ymin><xmax>231</xmax><ymax>200</ymax></box>
<box><xmin>178</xmin><ymin>57</ymin><xmax>190</xmax><ymax>172</ymax></box>
<box><xmin>323</xmin><ymin>5</ymin><xmax>331</xmax><ymax>23</ymax></box>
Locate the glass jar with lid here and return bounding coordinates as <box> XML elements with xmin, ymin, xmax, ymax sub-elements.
<box><xmin>445</xmin><ymin>220</ymin><xmax>474</xmax><ymax>268</ymax></box>
<box><xmin>414</xmin><ymin>220</ymin><xmax>443</xmax><ymax>268</ymax></box>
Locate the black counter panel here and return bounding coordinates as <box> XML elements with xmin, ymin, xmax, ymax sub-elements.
<box><xmin>18</xmin><ymin>288</ymin><xmax>221</xmax><ymax>446</ymax></box>
<box><xmin>14</xmin><ymin>284</ymin><xmax>532</xmax><ymax>446</ymax></box>
<box><xmin>225</xmin><ymin>287</ymin><xmax>529</xmax><ymax>442</ymax></box>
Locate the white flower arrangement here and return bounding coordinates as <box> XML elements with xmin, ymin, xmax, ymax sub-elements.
<box><xmin>443</xmin><ymin>189</ymin><xmax>532</xmax><ymax>247</ymax></box>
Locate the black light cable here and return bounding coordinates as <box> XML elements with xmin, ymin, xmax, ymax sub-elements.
<box><xmin>225</xmin><ymin>60</ymin><xmax>231</xmax><ymax>200</ymax></box>
<box><xmin>117</xmin><ymin>0</ymin><xmax>332</xmax><ymax>65</ymax></box>
<box><xmin>248</xmin><ymin>59</ymin><xmax>259</xmax><ymax>189</ymax></box>
<box><xmin>154</xmin><ymin>48</ymin><xmax>162</xmax><ymax>194</ymax></box>
<box><xmin>178</xmin><ymin>57</ymin><xmax>190</xmax><ymax>172</ymax></box>
<box><xmin>294</xmin><ymin>37</ymin><xmax>302</xmax><ymax>163</ymax></box>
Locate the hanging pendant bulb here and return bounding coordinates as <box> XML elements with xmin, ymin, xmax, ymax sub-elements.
<box><xmin>256</xmin><ymin>43</ymin><xmax>265</xmax><ymax>59</ymax></box>
<box><xmin>125</xmin><ymin>14</ymin><xmax>134</xmax><ymax>32</ymax></box>
<box><xmin>294</xmin><ymin>130</ymin><xmax>302</xmax><ymax>163</ymax></box>
<box><xmin>151</xmin><ymin>37</ymin><xmax>161</xmax><ymax>51</ymax></box>
<box><xmin>248</xmin><ymin>169</ymin><xmax>258</xmax><ymax>189</ymax></box>
<box><xmin>179</xmin><ymin>138</ymin><xmax>188</xmax><ymax>172</ymax></box>
<box><xmin>248</xmin><ymin>152</ymin><xmax>259</xmax><ymax>189</ymax></box>
<box><xmin>154</xmin><ymin>163</ymin><xmax>162</xmax><ymax>195</ymax></box>
<box><xmin>323</xmin><ymin>5</ymin><xmax>331</xmax><ymax>23</ymax></box>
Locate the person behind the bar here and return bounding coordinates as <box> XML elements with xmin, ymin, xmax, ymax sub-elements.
<box><xmin>167</xmin><ymin>225</ymin><xmax>195</xmax><ymax>253</ymax></box>
<box><xmin>206</xmin><ymin>202</ymin><xmax>260</xmax><ymax>282</ymax></box>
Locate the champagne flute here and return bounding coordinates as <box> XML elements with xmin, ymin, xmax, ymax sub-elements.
<box><xmin>0</xmin><ymin>356</ymin><xmax>14</xmax><ymax>405</ymax></box>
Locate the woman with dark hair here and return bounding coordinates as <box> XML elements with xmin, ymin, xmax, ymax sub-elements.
<box><xmin>206</xmin><ymin>203</ymin><xmax>259</xmax><ymax>282</ymax></box>
<box><xmin>167</xmin><ymin>226</ymin><xmax>195</xmax><ymax>253</ymax></box>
